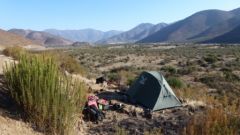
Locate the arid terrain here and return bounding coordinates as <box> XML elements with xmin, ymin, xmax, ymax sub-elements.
<box><xmin>69</xmin><ymin>44</ymin><xmax>240</xmax><ymax>134</ymax></box>
<box><xmin>0</xmin><ymin>44</ymin><xmax>239</xmax><ymax>135</ymax></box>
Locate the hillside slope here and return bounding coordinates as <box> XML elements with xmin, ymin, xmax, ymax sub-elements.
<box><xmin>45</xmin><ymin>29</ymin><xmax>122</xmax><ymax>43</ymax></box>
<box><xmin>139</xmin><ymin>9</ymin><xmax>235</xmax><ymax>43</ymax></box>
<box><xmin>0</xmin><ymin>29</ymin><xmax>33</xmax><ymax>46</ymax></box>
<box><xmin>204</xmin><ymin>25</ymin><xmax>240</xmax><ymax>43</ymax></box>
<box><xmin>97</xmin><ymin>23</ymin><xmax>167</xmax><ymax>44</ymax></box>
<box><xmin>8</xmin><ymin>29</ymin><xmax>73</xmax><ymax>46</ymax></box>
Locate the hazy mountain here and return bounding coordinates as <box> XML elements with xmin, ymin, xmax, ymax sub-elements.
<box><xmin>8</xmin><ymin>29</ymin><xmax>73</xmax><ymax>46</ymax></box>
<box><xmin>97</xmin><ymin>23</ymin><xmax>167</xmax><ymax>44</ymax></box>
<box><xmin>139</xmin><ymin>9</ymin><xmax>236</xmax><ymax>43</ymax></box>
<box><xmin>188</xmin><ymin>16</ymin><xmax>240</xmax><ymax>42</ymax></box>
<box><xmin>204</xmin><ymin>25</ymin><xmax>240</xmax><ymax>43</ymax></box>
<box><xmin>44</xmin><ymin>29</ymin><xmax>122</xmax><ymax>43</ymax></box>
<box><xmin>0</xmin><ymin>29</ymin><xmax>33</xmax><ymax>46</ymax></box>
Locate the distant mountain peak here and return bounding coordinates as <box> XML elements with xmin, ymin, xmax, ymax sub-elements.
<box><xmin>139</xmin><ymin>7</ymin><xmax>239</xmax><ymax>43</ymax></box>
<box><xmin>97</xmin><ymin>23</ymin><xmax>167</xmax><ymax>44</ymax></box>
<box><xmin>44</xmin><ymin>29</ymin><xmax>122</xmax><ymax>43</ymax></box>
<box><xmin>8</xmin><ymin>29</ymin><xmax>73</xmax><ymax>46</ymax></box>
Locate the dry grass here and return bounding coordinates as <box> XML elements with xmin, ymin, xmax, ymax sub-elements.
<box><xmin>183</xmin><ymin>108</ymin><xmax>240</xmax><ymax>135</ymax></box>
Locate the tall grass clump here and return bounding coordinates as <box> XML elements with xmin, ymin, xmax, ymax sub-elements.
<box><xmin>183</xmin><ymin>108</ymin><xmax>240</xmax><ymax>135</ymax></box>
<box><xmin>4</xmin><ymin>54</ymin><xmax>86</xmax><ymax>134</ymax></box>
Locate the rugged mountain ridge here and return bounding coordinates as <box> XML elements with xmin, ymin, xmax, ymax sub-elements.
<box><xmin>139</xmin><ymin>9</ymin><xmax>237</xmax><ymax>43</ymax></box>
<box><xmin>45</xmin><ymin>29</ymin><xmax>122</xmax><ymax>43</ymax></box>
<box><xmin>8</xmin><ymin>29</ymin><xmax>73</xmax><ymax>46</ymax></box>
<box><xmin>0</xmin><ymin>29</ymin><xmax>33</xmax><ymax>46</ymax></box>
<box><xmin>97</xmin><ymin>23</ymin><xmax>167</xmax><ymax>44</ymax></box>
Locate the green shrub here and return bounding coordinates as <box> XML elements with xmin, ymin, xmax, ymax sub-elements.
<box><xmin>107</xmin><ymin>72</ymin><xmax>120</xmax><ymax>82</ymax></box>
<box><xmin>161</xmin><ymin>66</ymin><xmax>177</xmax><ymax>75</ymax></box>
<box><xmin>4</xmin><ymin>54</ymin><xmax>86</xmax><ymax>134</ymax></box>
<box><xmin>223</xmin><ymin>71</ymin><xmax>240</xmax><ymax>82</ymax></box>
<box><xmin>167</xmin><ymin>77</ymin><xmax>185</xmax><ymax>89</ymax></box>
<box><xmin>203</xmin><ymin>54</ymin><xmax>218</xmax><ymax>64</ymax></box>
<box><xmin>178</xmin><ymin>66</ymin><xmax>197</xmax><ymax>75</ymax></box>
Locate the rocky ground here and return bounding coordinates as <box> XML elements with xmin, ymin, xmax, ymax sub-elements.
<box><xmin>83</xmin><ymin>87</ymin><xmax>206</xmax><ymax>135</ymax></box>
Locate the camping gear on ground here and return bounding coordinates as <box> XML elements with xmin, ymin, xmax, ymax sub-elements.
<box><xmin>98</xmin><ymin>99</ymin><xmax>108</xmax><ymax>105</ymax></box>
<box><xmin>87</xmin><ymin>95</ymin><xmax>99</xmax><ymax>109</ymax></box>
<box><xmin>96</xmin><ymin>76</ymin><xmax>106</xmax><ymax>84</ymax></box>
<box><xmin>126</xmin><ymin>71</ymin><xmax>182</xmax><ymax>111</ymax></box>
<box><xmin>112</xmin><ymin>103</ymin><xmax>124</xmax><ymax>110</ymax></box>
<box><xmin>85</xmin><ymin>105</ymin><xmax>105</xmax><ymax>123</ymax></box>
<box><xmin>84</xmin><ymin>95</ymin><xmax>105</xmax><ymax>123</ymax></box>
<box><xmin>97</xmin><ymin>99</ymin><xmax>110</xmax><ymax>110</ymax></box>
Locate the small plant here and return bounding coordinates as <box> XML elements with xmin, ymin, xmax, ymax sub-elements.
<box><xmin>177</xmin><ymin>66</ymin><xmax>197</xmax><ymax>75</ymax></box>
<box><xmin>144</xmin><ymin>128</ymin><xmax>163</xmax><ymax>135</ymax></box>
<box><xmin>167</xmin><ymin>77</ymin><xmax>185</xmax><ymax>89</ymax></box>
<box><xmin>115</xmin><ymin>126</ymin><xmax>128</xmax><ymax>135</ymax></box>
<box><xmin>161</xmin><ymin>66</ymin><xmax>177</xmax><ymax>75</ymax></box>
<box><xmin>203</xmin><ymin>54</ymin><xmax>218</xmax><ymax>64</ymax></box>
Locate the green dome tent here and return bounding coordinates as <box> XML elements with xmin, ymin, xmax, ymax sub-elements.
<box><xmin>126</xmin><ymin>71</ymin><xmax>182</xmax><ymax>111</ymax></box>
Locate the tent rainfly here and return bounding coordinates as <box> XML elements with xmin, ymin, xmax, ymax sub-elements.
<box><xmin>126</xmin><ymin>71</ymin><xmax>182</xmax><ymax>111</ymax></box>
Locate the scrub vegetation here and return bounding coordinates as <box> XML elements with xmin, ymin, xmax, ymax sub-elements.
<box><xmin>3</xmin><ymin>51</ymin><xmax>86</xmax><ymax>134</ymax></box>
<box><xmin>69</xmin><ymin>44</ymin><xmax>240</xmax><ymax>135</ymax></box>
<box><xmin>1</xmin><ymin>44</ymin><xmax>240</xmax><ymax>135</ymax></box>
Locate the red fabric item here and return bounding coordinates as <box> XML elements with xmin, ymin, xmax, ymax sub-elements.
<box><xmin>87</xmin><ymin>95</ymin><xmax>99</xmax><ymax>109</ymax></box>
<box><xmin>97</xmin><ymin>99</ymin><xmax>108</xmax><ymax>105</ymax></box>
<box><xmin>88</xmin><ymin>100</ymin><xmax>98</xmax><ymax>109</ymax></box>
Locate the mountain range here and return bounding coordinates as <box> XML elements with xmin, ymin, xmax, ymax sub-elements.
<box><xmin>139</xmin><ymin>8</ymin><xmax>240</xmax><ymax>43</ymax></box>
<box><xmin>97</xmin><ymin>23</ymin><xmax>168</xmax><ymax>44</ymax></box>
<box><xmin>2</xmin><ymin>7</ymin><xmax>240</xmax><ymax>46</ymax></box>
<box><xmin>0</xmin><ymin>29</ymin><xmax>33</xmax><ymax>46</ymax></box>
<box><xmin>8</xmin><ymin>29</ymin><xmax>73</xmax><ymax>46</ymax></box>
<box><xmin>45</xmin><ymin>29</ymin><xmax>122</xmax><ymax>43</ymax></box>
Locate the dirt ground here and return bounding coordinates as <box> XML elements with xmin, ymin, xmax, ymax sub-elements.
<box><xmin>82</xmin><ymin>88</ymin><xmax>206</xmax><ymax>135</ymax></box>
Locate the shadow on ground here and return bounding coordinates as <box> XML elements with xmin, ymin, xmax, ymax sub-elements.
<box><xmin>97</xmin><ymin>90</ymin><xmax>127</xmax><ymax>101</ymax></box>
<box><xmin>0</xmin><ymin>74</ymin><xmax>23</xmax><ymax>120</ymax></box>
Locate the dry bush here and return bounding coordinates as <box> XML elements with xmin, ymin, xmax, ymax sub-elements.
<box><xmin>144</xmin><ymin>128</ymin><xmax>163</xmax><ymax>135</ymax></box>
<box><xmin>41</xmin><ymin>51</ymin><xmax>86</xmax><ymax>75</ymax></box>
<box><xmin>115</xmin><ymin>126</ymin><xmax>128</xmax><ymax>135</ymax></box>
<box><xmin>183</xmin><ymin>108</ymin><xmax>240</xmax><ymax>135</ymax></box>
<box><xmin>2</xmin><ymin>46</ymin><xmax>26</xmax><ymax>59</ymax></box>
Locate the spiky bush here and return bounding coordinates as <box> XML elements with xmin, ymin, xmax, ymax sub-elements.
<box><xmin>4</xmin><ymin>54</ymin><xmax>86</xmax><ymax>134</ymax></box>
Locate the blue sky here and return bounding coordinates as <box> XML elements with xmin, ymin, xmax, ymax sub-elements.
<box><xmin>0</xmin><ymin>0</ymin><xmax>240</xmax><ymax>31</ymax></box>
